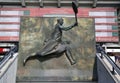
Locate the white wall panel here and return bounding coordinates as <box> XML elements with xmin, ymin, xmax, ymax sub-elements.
<box><xmin>96</xmin><ymin>32</ymin><xmax>112</xmax><ymax>37</ymax></box>
<box><xmin>89</xmin><ymin>12</ymin><xmax>115</xmax><ymax>16</ymax></box>
<box><xmin>0</xmin><ymin>24</ymin><xmax>20</xmax><ymax>29</ymax></box>
<box><xmin>95</xmin><ymin>25</ymin><xmax>112</xmax><ymax>30</ymax></box>
<box><xmin>0</xmin><ymin>17</ymin><xmax>20</xmax><ymax>22</ymax></box>
<box><xmin>1</xmin><ymin>11</ymin><xmax>23</xmax><ymax>15</ymax></box>
<box><xmin>0</xmin><ymin>32</ymin><xmax>19</xmax><ymax>36</ymax></box>
<box><xmin>95</xmin><ymin>18</ymin><xmax>116</xmax><ymax>23</ymax></box>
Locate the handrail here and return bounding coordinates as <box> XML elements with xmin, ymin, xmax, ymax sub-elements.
<box><xmin>96</xmin><ymin>44</ymin><xmax>120</xmax><ymax>75</ymax></box>
<box><xmin>0</xmin><ymin>45</ymin><xmax>18</xmax><ymax>69</ymax></box>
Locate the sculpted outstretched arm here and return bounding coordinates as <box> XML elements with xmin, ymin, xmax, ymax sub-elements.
<box><xmin>60</xmin><ymin>22</ymin><xmax>78</xmax><ymax>31</ymax></box>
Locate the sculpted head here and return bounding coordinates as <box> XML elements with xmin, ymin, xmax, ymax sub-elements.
<box><xmin>57</xmin><ymin>17</ymin><xmax>64</xmax><ymax>25</ymax></box>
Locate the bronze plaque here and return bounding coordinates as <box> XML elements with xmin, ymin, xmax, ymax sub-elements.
<box><xmin>17</xmin><ymin>17</ymin><xmax>96</xmax><ymax>81</ymax></box>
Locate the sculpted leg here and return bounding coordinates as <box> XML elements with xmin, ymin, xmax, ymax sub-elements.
<box><xmin>23</xmin><ymin>53</ymin><xmax>39</xmax><ymax>66</ymax></box>
<box><xmin>65</xmin><ymin>46</ymin><xmax>76</xmax><ymax>65</ymax></box>
<box><xmin>23</xmin><ymin>44</ymin><xmax>58</xmax><ymax>66</ymax></box>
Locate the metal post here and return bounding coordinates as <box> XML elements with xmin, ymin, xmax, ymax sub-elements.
<box><xmin>111</xmin><ymin>67</ymin><xmax>116</xmax><ymax>75</ymax></box>
<box><xmin>39</xmin><ymin>0</ymin><xmax>43</xmax><ymax>8</ymax></box>
<box><xmin>93</xmin><ymin>0</ymin><xmax>98</xmax><ymax>8</ymax></box>
<box><xmin>75</xmin><ymin>0</ymin><xmax>79</xmax><ymax>7</ymax></box>
<box><xmin>58</xmin><ymin>0</ymin><xmax>61</xmax><ymax>8</ymax></box>
<box><xmin>117</xmin><ymin>8</ymin><xmax>120</xmax><ymax>43</ymax></box>
<box><xmin>100</xmin><ymin>51</ymin><xmax>104</xmax><ymax>59</ymax></box>
<box><xmin>21</xmin><ymin>0</ymin><xmax>26</xmax><ymax>7</ymax></box>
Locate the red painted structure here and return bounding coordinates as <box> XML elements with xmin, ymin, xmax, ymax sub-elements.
<box><xmin>0</xmin><ymin>8</ymin><xmax>119</xmax><ymax>42</ymax></box>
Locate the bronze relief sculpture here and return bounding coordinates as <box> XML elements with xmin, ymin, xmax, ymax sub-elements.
<box><xmin>23</xmin><ymin>2</ymin><xmax>78</xmax><ymax>66</ymax></box>
<box><xmin>23</xmin><ymin>17</ymin><xmax>78</xmax><ymax>66</ymax></box>
<box><xmin>18</xmin><ymin>2</ymin><xmax>96</xmax><ymax>81</ymax></box>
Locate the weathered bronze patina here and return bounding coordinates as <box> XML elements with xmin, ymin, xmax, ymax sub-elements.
<box><xmin>23</xmin><ymin>18</ymin><xmax>78</xmax><ymax>66</ymax></box>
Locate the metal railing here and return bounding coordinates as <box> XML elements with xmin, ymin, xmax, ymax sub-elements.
<box><xmin>96</xmin><ymin>44</ymin><xmax>120</xmax><ymax>75</ymax></box>
<box><xmin>0</xmin><ymin>44</ymin><xmax>18</xmax><ymax>83</ymax></box>
<box><xmin>0</xmin><ymin>53</ymin><xmax>18</xmax><ymax>83</ymax></box>
<box><xmin>0</xmin><ymin>45</ymin><xmax>18</xmax><ymax>69</ymax></box>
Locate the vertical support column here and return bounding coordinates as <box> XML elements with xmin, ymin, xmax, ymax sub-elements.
<box><xmin>58</xmin><ymin>0</ymin><xmax>61</xmax><ymax>8</ymax></box>
<box><xmin>39</xmin><ymin>0</ymin><xmax>43</xmax><ymax>8</ymax></box>
<box><xmin>93</xmin><ymin>0</ymin><xmax>98</xmax><ymax>8</ymax></box>
<box><xmin>117</xmin><ymin>9</ymin><xmax>119</xmax><ymax>42</ymax></box>
<box><xmin>21</xmin><ymin>0</ymin><xmax>26</xmax><ymax>7</ymax></box>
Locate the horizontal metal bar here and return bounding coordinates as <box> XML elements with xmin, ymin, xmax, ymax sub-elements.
<box><xmin>98</xmin><ymin>1</ymin><xmax>120</xmax><ymax>4</ymax></box>
<box><xmin>0</xmin><ymin>1</ymin><xmax>120</xmax><ymax>4</ymax></box>
<box><xmin>0</xmin><ymin>0</ymin><xmax>120</xmax><ymax>7</ymax></box>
